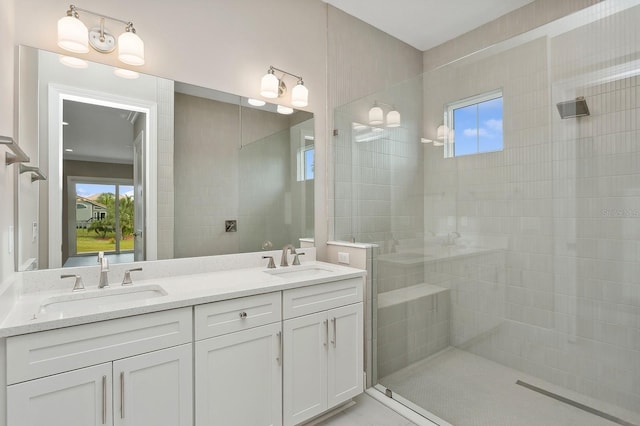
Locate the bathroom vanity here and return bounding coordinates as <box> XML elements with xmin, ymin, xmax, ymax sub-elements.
<box><xmin>0</xmin><ymin>256</ymin><xmax>365</xmax><ymax>426</ymax></box>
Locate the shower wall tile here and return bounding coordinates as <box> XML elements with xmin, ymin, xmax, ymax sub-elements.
<box><xmin>421</xmin><ymin>3</ymin><xmax>640</xmax><ymax>414</ymax></box>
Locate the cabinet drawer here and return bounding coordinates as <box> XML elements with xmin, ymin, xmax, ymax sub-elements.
<box><xmin>6</xmin><ymin>307</ymin><xmax>192</xmax><ymax>385</ymax></box>
<box><xmin>283</xmin><ymin>278</ymin><xmax>363</xmax><ymax>319</ymax></box>
<box><xmin>195</xmin><ymin>292</ymin><xmax>281</xmax><ymax>340</ymax></box>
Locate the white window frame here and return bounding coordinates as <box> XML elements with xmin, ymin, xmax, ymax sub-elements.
<box><xmin>296</xmin><ymin>132</ymin><xmax>315</xmax><ymax>182</ymax></box>
<box><xmin>444</xmin><ymin>88</ymin><xmax>503</xmax><ymax>158</ymax></box>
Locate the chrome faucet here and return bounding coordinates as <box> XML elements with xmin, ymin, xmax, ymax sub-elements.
<box><xmin>97</xmin><ymin>251</ymin><xmax>110</xmax><ymax>288</ymax></box>
<box><xmin>280</xmin><ymin>244</ymin><xmax>297</xmax><ymax>267</ymax></box>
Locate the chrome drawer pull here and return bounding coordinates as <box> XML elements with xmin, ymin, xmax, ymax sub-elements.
<box><xmin>277</xmin><ymin>331</ymin><xmax>282</xmax><ymax>366</ymax></box>
<box><xmin>120</xmin><ymin>371</ymin><xmax>125</xmax><ymax>418</ymax></box>
<box><xmin>331</xmin><ymin>317</ymin><xmax>337</xmax><ymax>348</ymax></box>
<box><xmin>323</xmin><ymin>319</ymin><xmax>328</xmax><ymax>347</ymax></box>
<box><xmin>102</xmin><ymin>375</ymin><xmax>107</xmax><ymax>425</ymax></box>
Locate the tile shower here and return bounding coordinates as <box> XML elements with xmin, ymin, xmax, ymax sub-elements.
<box><xmin>333</xmin><ymin>2</ymin><xmax>640</xmax><ymax>425</ymax></box>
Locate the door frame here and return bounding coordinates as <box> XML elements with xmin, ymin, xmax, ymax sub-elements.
<box><xmin>67</xmin><ymin>177</ymin><xmax>135</xmax><ymax>257</ymax></box>
<box><xmin>48</xmin><ymin>84</ymin><xmax>157</xmax><ymax>268</ymax></box>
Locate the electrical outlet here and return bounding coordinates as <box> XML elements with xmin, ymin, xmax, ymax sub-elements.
<box><xmin>338</xmin><ymin>252</ymin><xmax>350</xmax><ymax>265</ymax></box>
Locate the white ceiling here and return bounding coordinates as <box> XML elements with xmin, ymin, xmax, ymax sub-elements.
<box><xmin>63</xmin><ymin>100</ymin><xmax>139</xmax><ymax>164</ymax></box>
<box><xmin>323</xmin><ymin>0</ymin><xmax>534</xmax><ymax>51</ymax></box>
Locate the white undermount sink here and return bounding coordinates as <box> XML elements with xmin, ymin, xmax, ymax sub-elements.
<box><xmin>265</xmin><ymin>265</ymin><xmax>334</xmax><ymax>279</ymax></box>
<box><xmin>38</xmin><ymin>284</ymin><xmax>168</xmax><ymax>315</ymax></box>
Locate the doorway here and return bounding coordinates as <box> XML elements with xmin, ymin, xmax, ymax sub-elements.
<box><xmin>60</xmin><ymin>98</ymin><xmax>147</xmax><ymax>267</ymax></box>
<box><xmin>66</xmin><ymin>179</ymin><xmax>137</xmax><ymax>267</ymax></box>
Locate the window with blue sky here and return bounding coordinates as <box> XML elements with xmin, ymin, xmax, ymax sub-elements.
<box><xmin>448</xmin><ymin>90</ymin><xmax>503</xmax><ymax>157</ymax></box>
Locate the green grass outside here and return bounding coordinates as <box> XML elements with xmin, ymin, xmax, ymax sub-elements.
<box><xmin>76</xmin><ymin>228</ymin><xmax>134</xmax><ymax>253</ymax></box>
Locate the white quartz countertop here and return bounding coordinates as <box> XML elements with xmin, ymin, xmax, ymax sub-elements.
<box><xmin>0</xmin><ymin>261</ymin><xmax>365</xmax><ymax>338</ymax></box>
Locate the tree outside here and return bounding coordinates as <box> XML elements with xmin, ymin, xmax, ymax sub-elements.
<box><xmin>82</xmin><ymin>191</ymin><xmax>135</xmax><ymax>252</ymax></box>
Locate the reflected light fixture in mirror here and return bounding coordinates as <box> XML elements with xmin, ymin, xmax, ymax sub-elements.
<box><xmin>59</xmin><ymin>55</ymin><xmax>88</xmax><ymax>69</ymax></box>
<box><xmin>368</xmin><ymin>103</ymin><xmax>383</xmax><ymax>126</ymax></box>
<box><xmin>369</xmin><ymin>101</ymin><xmax>401</xmax><ymax>127</ymax></box>
<box><xmin>57</xmin><ymin>4</ymin><xmax>145</xmax><ymax>66</ymax></box>
<box><xmin>276</xmin><ymin>105</ymin><xmax>294</xmax><ymax>115</ymax></box>
<box><xmin>386</xmin><ymin>108</ymin><xmax>401</xmax><ymax>127</ymax></box>
<box><xmin>248</xmin><ymin>98</ymin><xmax>266</xmax><ymax>107</ymax></box>
<box><xmin>114</xmin><ymin>68</ymin><xmax>140</xmax><ymax>79</ymax></box>
<box><xmin>260</xmin><ymin>65</ymin><xmax>308</xmax><ymax>107</ymax></box>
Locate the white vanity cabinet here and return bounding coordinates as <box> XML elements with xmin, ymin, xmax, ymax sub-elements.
<box><xmin>282</xmin><ymin>278</ymin><xmax>364</xmax><ymax>426</ymax></box>
<box><xmin>6</xmin><ymin>308</ymin><xmax>193</xmax><ymax>426</ymax></box>
<box><xmin>194</xmin><ymin>292</ymin><xmax>283</xmax><ymax>426</ymax></box>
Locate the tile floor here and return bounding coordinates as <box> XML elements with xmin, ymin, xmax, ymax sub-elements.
<box><xmin>315</xmin><ymin>393</ymin><xmax>417</xmax><ymax>426</ymax></box>
<box><xmin>380</xmin><ymin>347</ymin><xmax>640</xmax><ymax>426</ymax></box>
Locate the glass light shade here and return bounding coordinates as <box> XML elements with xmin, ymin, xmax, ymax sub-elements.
<box><xmin>248</xmin><ymin>98</ymin><xmax>266</xmax><ymax>107</ymax></box>
<box><xmin>369</xmin><ymin>106</ymin><xmax>383</xmax><ymax>126</ymax></box>
<box><xmin>260</xmin><ymin>73</ymin><xmax>279</xmax><ymax>98</ymax></box>
<box><xmin>386</xmin><ymin>110</ymin><xmax>401</xmax><ymax>127</ymax></box>
<box><xmin>59</xmin><ymin>55</ymin><xmax>88</xmax><ymax>69</ymax></box>
<box><xmin>58</xmin><ymin>15</ymin><xmax>89</xmax><ymax>53</ymax></box>
<box><xmin>291</xmin><ymin>83</ymin><xmax>309</xmax><ymax>107</ymax></box>
<box><xmin>118</xmin><ymin>31</ymin><xmax>145</xmax><ymax>66</ymax></box>
<box><xmin>114</xmin><ymin>68</ymin><xmax>140</xmax><ymax>79</ymax></box>
<box><xmin>276</xmin><ymin>105</ymin><xmax>294</xmax><ymax>115</ymax></box>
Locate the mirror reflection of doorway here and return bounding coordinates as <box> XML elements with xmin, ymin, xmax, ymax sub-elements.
<box><xmin>67</xmin><ymin>180</ymin><xmax>135</xmax><ymax>267</ymax></box>
<box><xmin>61</xmin><ymin>99</ymin><xmax>146</xmax><ymax>268</ymax></box>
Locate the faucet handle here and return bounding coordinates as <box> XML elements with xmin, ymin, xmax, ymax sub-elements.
<box><xmin>292</xmin><ymin>252</ymin><xmax>305</xmax><ymax>266</ymax></box>
<box><xmin>262</xmin><ymin>256</ymin><xmax>276</xmax><ymax>269</ymax></box>
<box><xmin>122</xmin><ymin>267</ymin><xmax>143</xmax><ymax>286</ymax></box>
<box><xmin>61</xmin><ymin>274</ymin><xmax>85</xmax><ymax>292</ymax></box>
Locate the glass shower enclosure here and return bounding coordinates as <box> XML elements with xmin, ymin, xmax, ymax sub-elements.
<box><xmin>333</xmin><ymin>2</ymin><xmax>640</xmax><ymax>425</ymax></box>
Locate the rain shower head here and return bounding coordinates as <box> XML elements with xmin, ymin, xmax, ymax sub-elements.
<box><xmin>557</xmin><ymin>96</ymin><xmax>590</xmax><ymax>119</ymax></box>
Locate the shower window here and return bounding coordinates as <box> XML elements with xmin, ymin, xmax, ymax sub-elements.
<box><xmin>445</xmin><ymin>89</ymin><xmax>503</xmax><ymax>157</ymax></box>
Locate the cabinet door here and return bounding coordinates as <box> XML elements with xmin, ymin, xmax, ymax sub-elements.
<box><xmin>327</xmin><ymin>303</ymin><xmax>364</xmax><ymax>408</ymax></box>
<box><xmin>195</xmin><ymin>322</ymin><xmax>282</xmax><ymax>426</ymax></box>
<box><xmin>7</xmin><ymin>363</ymin><xmax>112</xmax><ymax>426</ymax></box>
<box><xmin>113</xmin><ymin>344</ymin><xmax>193</xmax><ymax>426</ymax></box>
<box><xmin>283</xmin><ymin>311</ymin><xmax>328</xmax><ymax>426</ymax></box>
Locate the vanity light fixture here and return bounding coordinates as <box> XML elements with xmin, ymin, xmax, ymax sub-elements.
<box><xmin>57</xmin><ymin>5</ymin><xmax>144</xmax><ymax>66</ymax></box>
<box><xmin>260</xmin><ymin>66</ymin><xmax>308</xmax><ymax>107</ymax></box>
<box><xmin>368</xmin><ymin>101</ymin><xmax>401</xmax><ymax>127</ymax></box>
